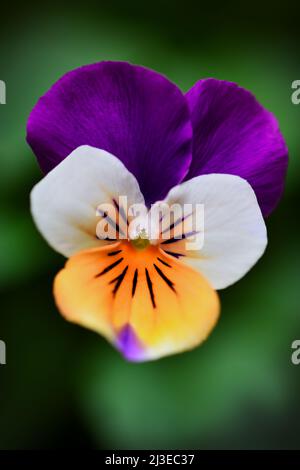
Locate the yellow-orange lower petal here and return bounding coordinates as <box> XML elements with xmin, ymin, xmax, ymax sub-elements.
<box><xmin>54</xmin><ymin>241</ymin><xmax>220</xmax><ymax>361</ymax></box>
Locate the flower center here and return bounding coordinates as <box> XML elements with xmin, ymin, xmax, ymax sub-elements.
<box><xmin>130</xmin><ymin>229</ymin><xmax>150</xmax><ymax>251</ymax></box>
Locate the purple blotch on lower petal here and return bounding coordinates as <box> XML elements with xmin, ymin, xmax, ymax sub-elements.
<box><xmin>116</xmin><ymin>324</ymin><xmax>145</xmax><ymax>362</ymax></box>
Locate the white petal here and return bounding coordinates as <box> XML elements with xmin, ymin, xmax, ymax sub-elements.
<box><xmin>161</xmin><ymin>174</ymin><xmax>267</xmax><ymax>289</ymax></box>
<box><xmin>30</xmin><ymin>145</ymin><xmax>144</xmax><ymax>257</ymax></box>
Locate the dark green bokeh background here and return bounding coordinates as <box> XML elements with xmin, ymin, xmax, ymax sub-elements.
<box><xmin>0</xmin><ymin>1</ymin><xmax>299</xmax><ymax>449</ymax></box>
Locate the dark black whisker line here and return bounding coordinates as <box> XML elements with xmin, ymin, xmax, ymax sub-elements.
<box><xmin>98</xmin><ymin>209</ymin><xmax>125</xmax><ymax>237</ymax></box>
<box><xmin>161</xmin><ymin>212</ymin><xmax>193</xmax><ymax>235</ymax></box>
<box><xmin>108</xmin><ymin>249</ymin><xmax>122</xmax><ymax>257</ymax></box>
<box><xmin>111</xmin><ymin>266</ymin><xmax>129</xmax><ymax>295</ymax></box>
<box><xmin>145</xmin><ymin>268</ymin><xmax>156</xmax><ymax>308</ymax></box>
<box><xmin>96</xmin><ymin>235</ymin><xmax>117</xmax><ymax>241</ymax></box>
<box><xmin>161</xmin><ymin>236</ymin><xmax>183</xmax><ymax>245</ymax></box>
<box><xmin>95</xmin><ymin>258</ymin><xmax>123</xmax><ymax>277</ymax></box>
<box><xmin>153</xmin><ymin>264</ymin><xmax>176</xmax><ymax>293</ymax></box>
<box><xmin>113</xmin><ymin>198</ymin><xmax>129</xmax><ymax>226</ymax></box>
<box><xmin>109</xmin><ymin>266</ymin><xmax>128</xmax><ymax>285</ymax></box>
<box><xmin>163</xmin><ymin>250</ymin><xmax>185</xmax><ymax>259</ymax></box>
<box><xmin>157</xmin><ymin>257</ymin><xmax>171</xmax><ymax>268</ymax></box>
<box><xmin>109</xmin><ymin>275</ymin><xmax>120</xmax><ymax>284</ymax></box>
<box><xmin>132</xmin><ymin>269</ymin><xmax>138</xmax><ymax>297</ymax></box>
<box><xmin>161</xmin><ymin>230</ymin><xmax>200</xmax><ymax>245</ymax></box>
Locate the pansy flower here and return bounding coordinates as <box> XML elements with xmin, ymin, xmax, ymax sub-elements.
<box><xmin>27</xmin><ymin>62</ymin><xmax>288</xmax><ymax>361</ymax></box>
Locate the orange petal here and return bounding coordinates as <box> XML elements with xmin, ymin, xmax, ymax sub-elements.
<box><xmin>54</xmin><ymin>241</ymin><xmax>220</xmax><ymax>361</ymax></box>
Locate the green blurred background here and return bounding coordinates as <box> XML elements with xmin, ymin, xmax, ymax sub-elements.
<box><xmin>0</xmin><ymin>0</ymin><xmax>299</xmax><ymax>449</ymax></box>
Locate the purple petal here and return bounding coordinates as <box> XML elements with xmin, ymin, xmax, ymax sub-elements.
<box><xmin>27</xmin><ymin>61</ymin><xmax>192</xmax><ymax>206</ymax></box>
<box><xmin>185</xmin><ymin>79</ymin><xmax>288</xmax><ymax>217</ymax></box>
<box><xmin>116</xmin><ymin>324</ymin><xmax>145</xmax><ymax>362</ymax></box>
